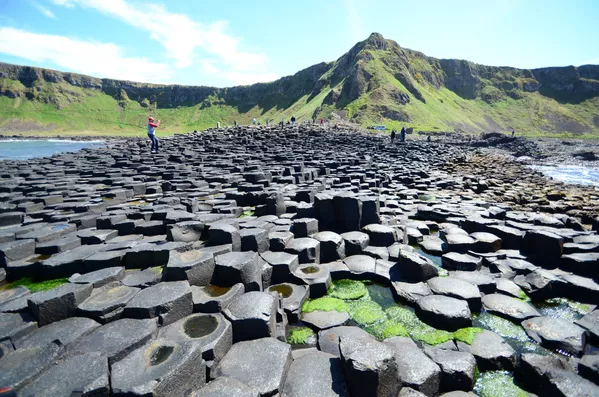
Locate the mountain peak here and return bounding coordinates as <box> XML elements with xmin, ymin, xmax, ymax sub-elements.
<box><xmin>363</xmin><ymin>32</ymin><xmax>388</xmax><ymax>51</ymax></box>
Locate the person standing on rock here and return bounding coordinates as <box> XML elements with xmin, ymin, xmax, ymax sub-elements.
<box><xmin>252</xmin><ymin>118</ymin><xmax>257</xmax><ymax>125</ymax></box>
<box><xmin>291</xmin><ymin>116</ymin><xmax>296</xmax><ymax>126</ymax></box>
<box><xmin>147</xmin><ymin>116</ymin><xmax>160</xmax><ymax>153</ymax></box>
<box><xmin>400</xmin><ymin>126</ymin><xmax>406</xmax><ymax>142</ymax></box>
<box><xmin>391</xmin><ymin>129</ymin><xmax>396</xmax><ymax>144</ymax></box>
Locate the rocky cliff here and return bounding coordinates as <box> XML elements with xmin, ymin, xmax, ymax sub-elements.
<box><xmin>0</xmin><ymin>32</ymin><xmax>598</xmax><ymax>134</ymax></box>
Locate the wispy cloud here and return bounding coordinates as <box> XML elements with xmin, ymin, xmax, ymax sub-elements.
<box><xmin>34</xmin><ymin>2</ymin><xmax>56</xmax><ymax>19</ymax></box>
<box><xmin>0</xmin><ymin>27</ymin><xmax>173</xmax><ymax>83</ymax></box>
<box><xmin>50</xmin><ymin>0</ymin><xmax>278</xmax><ymax>85</ymax></box>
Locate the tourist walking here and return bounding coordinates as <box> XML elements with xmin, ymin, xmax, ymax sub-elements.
<box><xmin>291</xmin><ymin>116</ymin><xmax>296</xmax><ymax>126</ymax></box>
<box><xmin>391</xmin><ymin>129</ymin><xmax>396</xmax><ymax>144</ymax></box>
<box><xmin>252</xmin><ymin>118</ymin><xmax>257</xmax><ymax>125</ymax></box>
<box><xmin>147</xmin><ymin>116</ymin><xmax>160</xmax><ymax>153</ymax></box>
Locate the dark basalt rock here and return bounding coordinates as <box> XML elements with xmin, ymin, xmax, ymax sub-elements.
<box><xmin>416</xmin><ymin>295</ymin><xmax>472</xmax><ymax>331</ymax></box>
<box><xmin>282</xmin><ymin>351</ymin><xmax>350</xmax><ymax>397</ymax></box>
<box><xmin>123</xmin><ymin>280</ymin><xmax>192</xmax><ymax>326</ymax></box>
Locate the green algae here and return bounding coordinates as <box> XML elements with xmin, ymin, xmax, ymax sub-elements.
<box><xmin>454</xmin><ymin>327</ymin><xmax>484</xmax><ymax>345</ymax></box>
<box><xmin>518</xmin><ymin>290</ymin><xmax>529</xmax><ymax>301</ymax></box>
<box><xmin>366</xmin><ymin>319</ymin><xmax>409</xmax><ymax>340</ymax></box>
<box><xmin>302</xmin><ymin>297</ymin><xmax>348</xmax><ymax>313</ymax></box>
<box><xmin>347</xmin><ymin>300</ymin><xmax>386</xmax><ymax>326</ymax></box>
<box><xmin>288</xmin><ymin>327</ymin><xmax>315</xmax><ymax>344</ymax></box>
<box><xmin>474</xmin><ymin>371</ymin><xmax>528</xmax><ymax>397</ymax></box>
<box><xmin>1</xmin><ymin>277</ymin><xmax>68</xmax><ymax>293</ymax></box>
<box><xmin>329</xmin><ymin>279</ymin><xmax>368</xmax><ymax>300</ymax></box>
<box><xmin>385</xmin><ymin>306</ymin><xmax>453</xmax><ymax>345</ymax></box>
<box><xmin>473</xmin><ymin>312</ymin><xmax>529</xmax><ymax>342</ymax></box>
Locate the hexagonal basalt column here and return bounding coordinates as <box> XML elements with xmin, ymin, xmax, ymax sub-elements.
<box><xmin>223</xmin><ymin>291</ymin><xmax>278</xmax><ymax>342</ymax></box>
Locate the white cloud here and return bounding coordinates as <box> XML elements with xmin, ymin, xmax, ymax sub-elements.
<box><xmin>0</xmin><ymin>27</ymin><xmax>173</xmax><ymax>83</ymax></box>
<box><xmin>52</xmin><ymin>0</ymin><xmax>272</xmax><ymax>73</ymax></box>
<box><xmin>34</xmin><ymin>3</ymin><xmax>56</xmax><ymax>18</ymax></box>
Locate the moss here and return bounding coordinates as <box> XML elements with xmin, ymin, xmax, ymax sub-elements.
<box><xmin>518</xmin><ymin>290</ymin><xmax>528</xmax><ymax>301</ymax></box>
<box><xmin>367</xmin><ymin>320</ymin><xmax>409</xmax><ymax>340</ymax></box>
<box><xmin>385</xmin><ymin>306</ymin><xmax>453</xmax><ymax>345</ymax></box>
<box><xmin>240</xmin><ymin>207</ymin><xmax>255</xmax><ymax>218</ymax></box>
<box><xmin>329</xmin><ymin>279</ymin><xmax>368</xmax><ymax>300</ymax></box>
<box><xmin>1</xmin><ymin>277</ymin><xmax>68</xmax><ymax>293</ymax></box>
<box><xmin>454</xmin><ymin>327</ymin><xmax>484</xmax><ymax>345</ymax></box>
<box><xmin>302</xmin><ymin>297</ymin><xmax>348</xmax><ymax>313</ymax></box>
<box><xmin>288</xmin><ymin>327</ymin><xmax>315</xmax><ymax>344</ymax></box>
<box><xmin>475</xmin><ymin>371</ymin><xmax>528</xmax><ymax>397</ymax></box>
<box><xmin>347</xmin><ymin>300</ymin><xmax>386</xmax><ymax>325</ymax></box>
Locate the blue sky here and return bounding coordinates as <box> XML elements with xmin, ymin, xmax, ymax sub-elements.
<box><xmin>0</xmin><ymin>0</ymin><xmax>597</xmax><ymax>87</ymax></box>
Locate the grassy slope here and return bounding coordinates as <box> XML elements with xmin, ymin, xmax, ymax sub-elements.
<box><xmin>0</xmin><ymin>56</ymin><xmax>597</xmax><ymax>137</ymax></box>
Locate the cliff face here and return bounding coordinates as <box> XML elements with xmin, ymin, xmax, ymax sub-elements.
<box><xmin>0</xmin><ymin>32</ymin><xmax>598</xmax><ymax>134</ymax></box>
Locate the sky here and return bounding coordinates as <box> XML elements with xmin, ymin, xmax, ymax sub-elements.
<box><xmin>0</xmin><ymin>0</ymin><xmax>597</xmax><ymax>87</ymax></box>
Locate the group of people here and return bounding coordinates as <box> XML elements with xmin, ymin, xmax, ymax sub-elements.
<box><xmin>390</xmin><ymin>127</ymin><xmax>407</xmax><ymax>144</ymax></box>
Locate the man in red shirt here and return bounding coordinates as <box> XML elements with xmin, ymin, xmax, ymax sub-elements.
<box><xmin>147</xmin><ymin>116</ymin><xmax>160</xmax><ymax>153</ymax></box>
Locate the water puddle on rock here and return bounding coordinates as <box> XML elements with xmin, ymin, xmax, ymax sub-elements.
<box><xmin>149</xmin><ymin>345</ymin><xmax>174</xmax><ymax>366</ymax></box>
<box><xmin>183</xmin><ymin>315</ymin><xmax>218</xmax><ymax>338</ymax></box>
<box><xmin>202</xmin><ymin>285</ymin><xmax>231</xmax><ymax>297</ymax></box>
<box><xmin>269</xmin><ymin>284</ymin><xmax>293</xmax><ymax>298</ymax></box>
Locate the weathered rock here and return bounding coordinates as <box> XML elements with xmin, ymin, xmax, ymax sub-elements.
<box><xmin>69</xmin><ymin>266</ymin><xmax>125</xmax><ymax>287</ymax></box>
<box><xmin>313</xmin><ymin>231</ymin><xmax>346</xmax><ymax>262</ymax></box>
<box><xmin>392</xmin><ymin>281</ymin><xmax>432</xmax><ymax>304</ymax></box>
<box><xmin>13</xmin><ymin>316</ymin><xmax>100</xmax><ymax>349</ymax></box>
<box><xmin>212</xmin><ymin>337</ymin><xmax>292</xmax><ymax>397</ymax></box>
<box><xmin>0</xmin><ymin>340</ymin><xmax>63</xmax><ymax>390</ymax></box>
<box><xmin>27</xmin><ymin>282</ymin><xmax>93</xmax><ymax>326</ymax></box>
<box><xmin>317</xmin><ymin>326</ymin><xmax>373</xmax><ymax>357</ymax></box>
<box><xmin>427</xmin><ymin>276</ymin><xmax>482</xmax><ymax>311</ymax></box>
<box><xmin>522</xmin><ymin>316</ymin><xmax>588</xmax><ymax>356</ymax></box>
<box><xmin>340</xmin><ymin>231</ymin><xmax>369</xmax><ymax>256</ymax></box>
<box><xmin>267</xmin><ymin>283</ymin><xmax>309</xmax><ymax>323</ymax></box>
<box><xmin>285</xmin><ymin>237</ymin><xmax>321</xmax><ymax>264</ymax></box>
<box><xmin>441</xmin><ymin>252</ymin><xmax>482</xmax><ymax>271</ymax></box>
<box><xmin>385</xmin><ymin>336</ymin><xmax>441</xmax><ymax>396</ymax></box>
<box><xmin>213</xmin><ymin>251</ymin><xmax>263</xmax><ymax>291</ymax></box>
<box><xmin>339</xmin><ymin>335</ymin><xmax>400</xmax><ymax>397</ymax></box>
<box><xmin>191</xmin><ymin>283</ymin><xmax>245</xmax><ymax>313</ymax></box>
<box><xmin>191</xmin><ymin>377</ymin><xmax>258</xmax><ymax>397</ymax></box>
<box><xmin>393</xmin><ymin>249</ymin><xmax>439</xmax><ymax>282</ymax></box>
<box><xmin>301</xmin><ymin>310</ymin><xmax>350</xmax><ymax>330</ymax></box>
<box><xmin>0</xmin><ymin>312</ymin><xmax>37</xmax><ymax>343</ymax></box>
<box><xmin>281</xmin><ymin>351</ymin><xmax>349</xmax><ymax>397</ymax></box>
<box><xmin>423</xmin><ymin>345</ymin><xmax>476</xmax><ymax>392</ymax></box>
<box><xmin>123</xmin><ymin>280</ymin><xmax>192</xmax><ymax>326</ymax></box>
<box><xmin>481</xmin><ymin>293</ymin><xmax>540</xmax><ymax>322</ymax></box>
<box><xmin>78</xmin><ymin>282</ymin><xmax>140</xmax><ymax>323</ymax></box>
<box><xmin>164</xmin><ymin>249</ymin><xmax>215</xmax><ymax>286</ymax></box>
<box><xmin>223</xmin><ymin>291</ymin><xmax>277</xmax><ymax>342</ymax></box>
<box><xmin>470</xmin><ymin>330</ymin><xmax>516</xmax><ymax>371</ymax></box>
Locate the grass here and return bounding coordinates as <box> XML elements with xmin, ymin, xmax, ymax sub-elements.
<box><xmin>288</xmin><ymin>327</ymin><xmax>315</xmax><ymax>344</ymax></box>
<box><xmin>1</xmin><ymin>277</ymin><xmax>69</xmax><ymax>293</ymax></box>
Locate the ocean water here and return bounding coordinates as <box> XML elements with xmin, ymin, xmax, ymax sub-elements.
<box><xmin>0</xmin><ymin>139</ymin><xmax>105</xmax><ymax>160</ymax></box>
<box><xmin>531</xmin><ymin>164</ymin><xmax>599</xmax><ymax>187</ymax></box>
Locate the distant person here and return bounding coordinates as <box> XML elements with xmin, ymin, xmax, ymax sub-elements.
<box><xmin>512</xmin><ymin>130</ymin><xmax>515</xmax><ymax>137</ymax></box>
<box><xmin>320</xmin><ymin>118</ymin><xmax>324</xmax><ymax>126</ymax></box>
<box><xmin>291</xmin><ymin>116</ymin><xmax>296</xmax><ymax>126</ymax></box>
<box><xmin>427</xmin><ymin>135</ymin><xmax>431</xmax><ymax>143</ymax></box>
<box><xmin>252</xmin><ymin>118</ymin><xmax>257</xmax><ymax>125</ymax></box>
<box><xmin>234</xmin><ymin>120</ymin><xmax>237</xmax><ymax>127</ymax></box>
<box><xmin>217</xmin><ymin>121</ymin><xmax>221</xmax><ymax>128</ymax></box>
<box><xmin>312</xmin><ymin>116</ymin><xmax>317</xmax><ymax>124</ymax></box>
<box><xmin>400</xmin><ymin>126</ymin><xmax>406</xmax><ymax>142</ymax></box>
<box><xmin>193</xmin><ymin>130</ymin><xmax>197</xmax><ymax>133</ymax></box>
<box><xmin>391</xmin><ymin>129</ymin><xmax>396</xmax><ymax>144</ymax></box>
<box><xmin>147</xmin><ymin>116</ymin><xmax>160</xmax><ymax>153</ymax></box>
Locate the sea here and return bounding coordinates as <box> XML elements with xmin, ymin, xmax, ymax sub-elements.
<box><xmin>0</xmin><ymin>139</ymin><xmax>105</xmax><ymax>160</ymax></box>
<box><xmin>531</xmin><ymin>164</ymin><xmax>599</xmax><ymax>187</ymax></box>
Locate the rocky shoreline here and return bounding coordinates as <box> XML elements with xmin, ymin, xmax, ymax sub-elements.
<box><xmin>0</xmin><ymin>125</ymin><xmax>598</xmax><ymax>396</ymax></box>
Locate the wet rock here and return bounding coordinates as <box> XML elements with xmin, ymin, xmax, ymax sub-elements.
<box><xmin>18</xmin><ymin>352</ymin><xmax>110</xmax><ymax>397</ymax></box>
<box><xmin>223</xmin><ymin>291</ymin><xmax>277</xmax><ymax>342</ymax></box>
<box><xmin>449</xmin><ymin>271</ymin><xmax>496</xmax><ymax>294</ymax></box>
<box><xmin>291</xmin><ymin>264</ymin><xmax>332</xmax><ymax>298</ymax></box>
<box><xmin>481</xmin><ymin>293</ymin><xmax>540</xmax><ymax>322</ymax></box>
<box><xmin>393</xmin><ymin>249</ymin><xmax>439</xmax><ymax>282</ymax></box>
<box><xmin>339</xmin><ymin>335</ymin><xmax>400</xmax><ymax>397</ymax></box>
<box><xmin>27</xmin><ymin>282</ymin><xmax>92</xmax><ymax>326</ymax></box>
<box><xmin>111</xmin><ymin>339</ymin><xmax>206</xmax><ymax>397</ymax></box>
<box><xmin>419</xmin><ymin>236</ymin><xmax>446</xmax><ymax>256</ymax></box>
<box><xmin>123</xmin><ymin>281</ymin><xmax>192</xmax><ymax>325</ymax></box>
<box><xmin>282</xmin><ymin>351</ymin><xmax>349</xmax><ymax>397</ymax></box>
<box><xmin>470</xmin><ymin>330</ymin><xmax>516</xmax><ymax>371</ymax></box>
<box><xmin>267</xmin><ymin>283</ymin><xmax>309</xmax><ymax>323</ymax></box>
<box><xmin>579</xmin><ymin>354</ymin><xmax>599</xmax><ymax>385</ymax></box>
<box><xmin>212</xmin><ymin>337</ymin><xmax>292</xmax><ymax>397</ymax></box>
<box><xmin>416</xmin><ymin>295</ymin><xmax>472</xmax><ymax>331</ymax></box>
<box><xmin>386</xmin><ymin>336</ymin><xmax>441</xmax><ymax>396</ymax></box>
<box><xmin>576</xmin><ymin>309</ymin><xmax>599</xmax><ymax>344</ymax></box>
<box><xmin>69</xmin><ymin>317</ymin><xmax>158</xmax><ymax>365</ymax></box>
<box><xmin>302</xmin><ymin>310</ymin><xmax>350</xmax><ymax>330</ymax></box>
<box><xmin>522</xmin><ymin>316</ymin><xmax>588</xmax><ymax>356</ymax></box>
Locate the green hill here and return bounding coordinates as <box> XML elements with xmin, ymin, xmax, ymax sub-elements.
<box><xmin>0</xmin><ymin>32</ymin><xmax>598</xmax><ymax>136</ymax></box>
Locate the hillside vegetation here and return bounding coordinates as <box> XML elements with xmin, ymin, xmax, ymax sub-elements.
<box><xmin>0</xmin><ymin>33</ymin><xmax>598</xmax><ymax>136</ymax></box>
